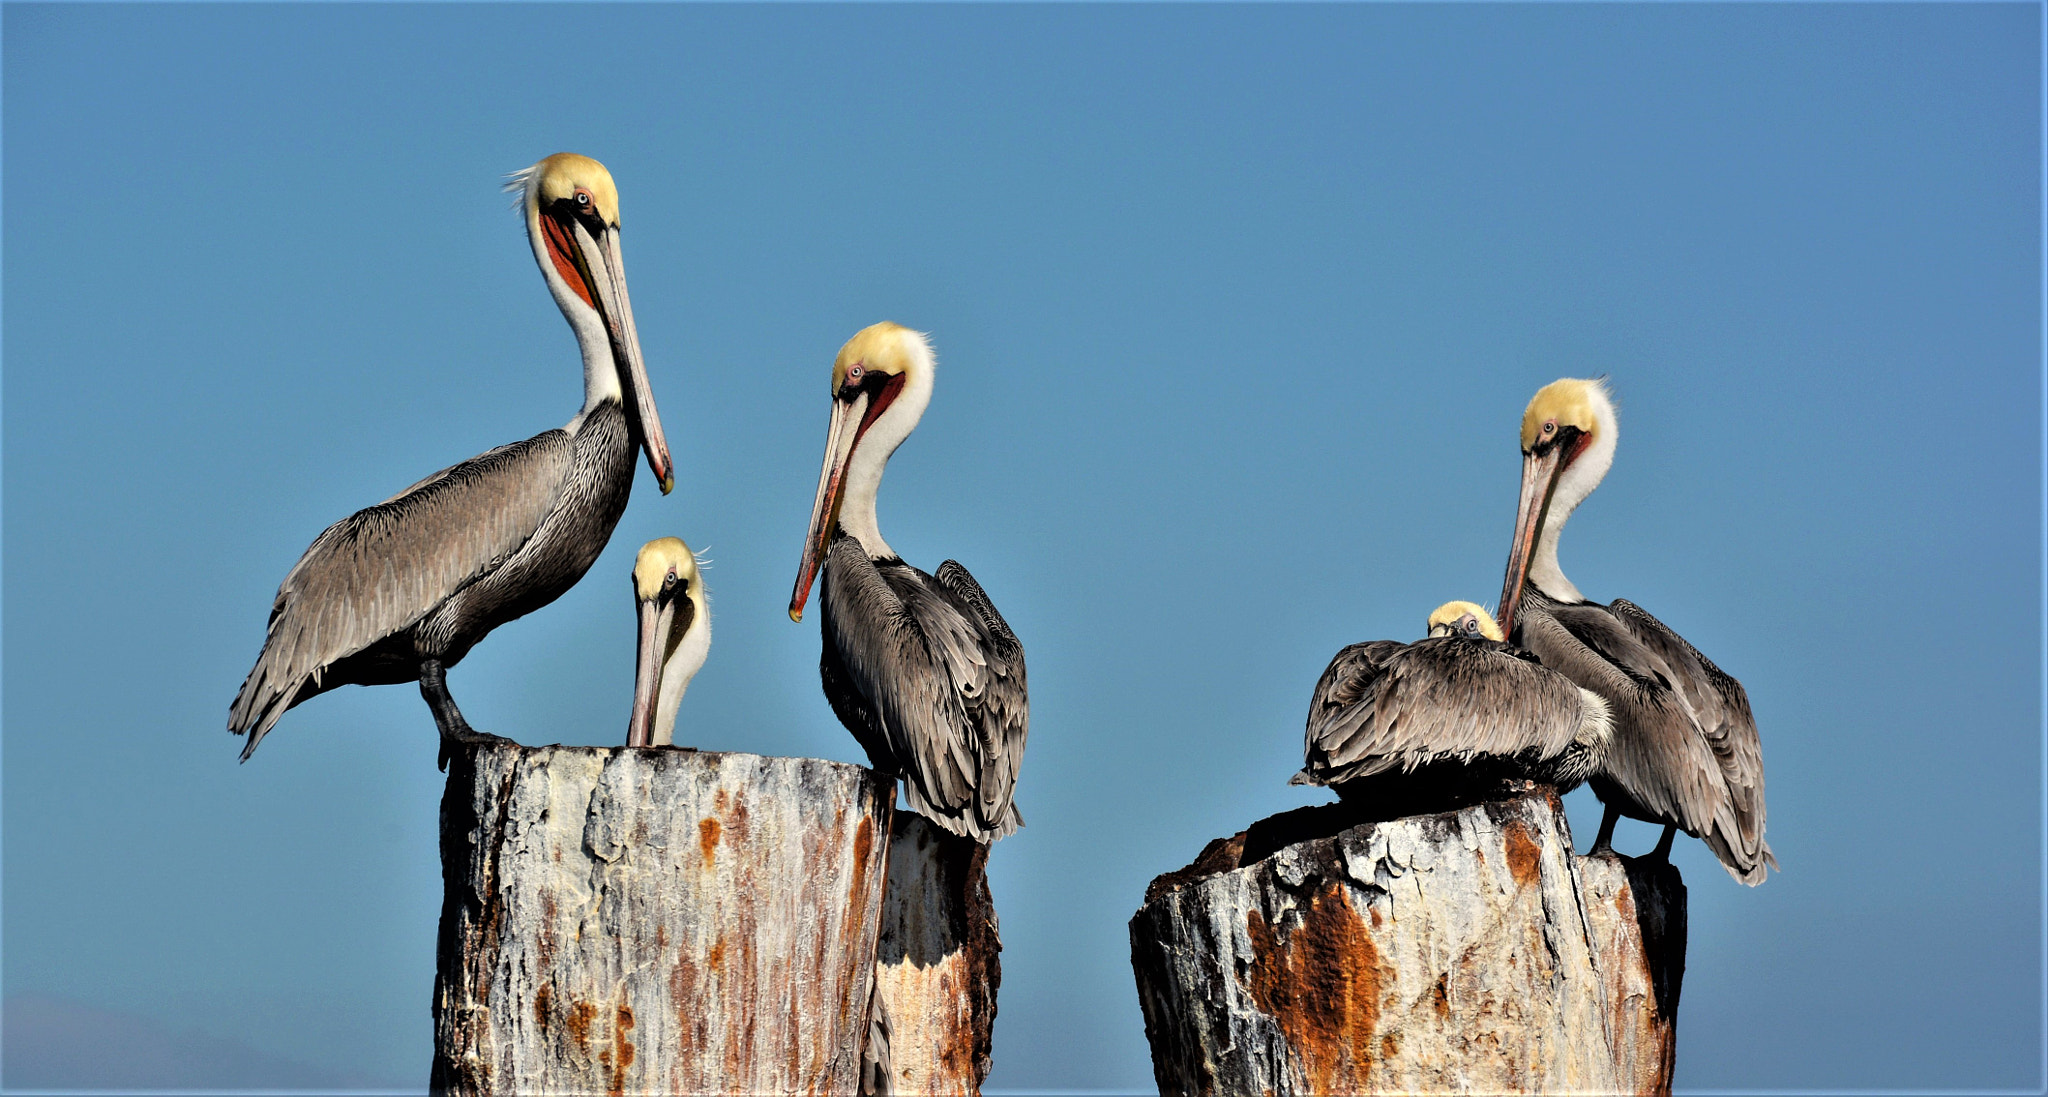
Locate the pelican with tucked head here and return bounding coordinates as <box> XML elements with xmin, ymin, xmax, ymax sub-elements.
<box><xmin>229</xmin><ymin>153</ymin><xmax>674</xmax><ymax>765</ymax></box>
<box><xmin>627</xmin><ymin>538</ymin><xmax>710</xmax><ymax>748</ymax></box>
<box><xmin>1297</xmin><ymin>599</ymin><xmax>1612</xmax><ymax>803</ymax></box>
<box><xmin>789</xmin><ymin>323</ymin><xmax>1029</xmax><ymax>843</ymax></box>
<box><xmin>1496</xmin><ymin>378</ymin><xmax>1775</xmax><ymax>883</ymax></box>
<box><xmin>1427</xmin><ymin>600</ymin><xmax>1505</xmax><ymax>641</ymax></box>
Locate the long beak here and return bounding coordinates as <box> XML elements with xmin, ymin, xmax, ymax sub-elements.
<box><xmin>583</xmin><ymin>225</ymin><xmax>675</xmax><ymax>494</ymax></box>
<box><xmin>789</xmin><ymin>395</ymin><xmax>867</xmax><ymax>622</ymax></box>
<box><xmin>1497</xmin><ymin>447</ymin><xmax>1565</xmax><ymax>636</ymax></box>
<box><xmin>627</xmin><ymin>596</ymin><xmax>676</xmax><ymax>747</ymax></box>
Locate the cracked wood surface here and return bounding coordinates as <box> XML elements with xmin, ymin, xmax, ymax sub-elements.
<box><xmin>1129</xmin><ymin>786</ymin><xmax>1684</xmax><ymax>1096</ymax></box>
<box><xmin>430</xmin><ymin>740</ymin><xmax>892</xmax><ymax>1096</ymax></box>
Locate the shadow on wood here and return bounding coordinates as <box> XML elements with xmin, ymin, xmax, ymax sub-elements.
<box><xmin>1129</xmin><ymin>785</ymin><xmax>1686</xmax><ymax>1096</ymax></box>
<box><xmin>431</xmin><ymin>740</ymin><xmax>891</xmax><ymax>1096</ymax></box>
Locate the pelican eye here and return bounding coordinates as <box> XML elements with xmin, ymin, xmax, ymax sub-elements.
<box><xmin>1543</xmin><ymin>421</ymin><xmax>1556</xmax><ymax>435</ymax></box>
<box><xmin>575</xmin><ymin>190</ymin><xmax>592</xmax><ymax>207</ymax></box>
<box><xmin>848</xmin><ymin>363</ymin><xmax>865</xmax><ymax>383</ymax></box>
<box><xmin>663</xmin><ymin>569</ymin><xmax>678</xmax><ymax>590</ymax></box>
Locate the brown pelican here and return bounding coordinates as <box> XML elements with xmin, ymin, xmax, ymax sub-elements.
<box><xmin>1496</xmin><ymin>378</ymin><xmax>1775</xmax><ymax>883</ymax></box>
<box><xmin>228</xmin><ymin>153</ymin><xmax>674</xmax><ymax>764</ymax></box>
<box><xmin>788</xmin><ymin>323</ymin><xmax>1028</xmax><ymax>842</ymax></box>
<box><xmin>1294</xmin><ymin>601</ymin><xmax>1613</xmax><ymax>807</ymax></box>
<box><xmin>626</xmin><ymin>537</ymin><xmax>710</xmax><ymax>748</ymax></box>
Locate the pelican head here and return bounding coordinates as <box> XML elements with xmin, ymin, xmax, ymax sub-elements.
<box><xmin>510</xmin><ymin>153</ymin><xmax>674</xmax><ymax>494</ymax></box>
<box><xmin>627</xmin><ymin>537</ymin><xmax>710</xmax><ymax>748</ymax></box>
<box><xmin>788</xmin><ymin>322</ymin><xmax>936</xmax><ymax>622</ymax></box>
<box><xmin>1497</xmin><ymin>378</ymin><xmax>1618</xmax><ymax>633</ymax></box>
<box><xmin>1427</xmin><ymin>600</ymin><xmax>1505</xmax><ymax>641</ymax></box>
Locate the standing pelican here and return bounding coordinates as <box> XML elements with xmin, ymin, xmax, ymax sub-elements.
<box><xmin>1496</xmin><ymin>378</ymin><xmax>1774</xmax><ymax>883</ymax></box>
<box><xmin>626</xmin><ymin>537</ymin><xmax>710</xmax><ymax>748</ymax></box>
<box><xmin>788</xmin><ymin>323</ymin><xmax>1028</xmax><ymax>843</ymax></box>
<box><xmin>1294</xmin><ymin>601</ymin><xmax>1613</xmax><ymax>803</ymax></box>
<box><xmin>229</xmin><ymin>153</ymin><xmax>674</xmax><ymax>764</ymax></box>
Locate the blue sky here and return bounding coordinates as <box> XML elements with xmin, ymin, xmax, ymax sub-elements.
<box><xmin>3</xmin><ymin>2</ymin><xmax>2040</xmax><ymax>1090</ymax></box>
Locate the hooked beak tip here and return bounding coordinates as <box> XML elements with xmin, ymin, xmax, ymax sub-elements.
<box><xmin>788</xmin><ymin>606</ymin><xmax>805</xmax><ymax>623</ymax></box>
<box><xmin>659</xmin><ymin>473</ymin><xmax>675</xmax><ymax>495</ymax></box>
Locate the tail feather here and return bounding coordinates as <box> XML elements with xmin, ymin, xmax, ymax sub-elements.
<box><xmin>900</xmin><ymin>777</ymin><xmax>1020</xmax><ymax>843</ymax></box>
<box><xmin>228</xmin><ymin>645</ymin><xmax>306</xmax><ymax>762</ymax></box>
<box><xmin>1704</xmin><ymin>824</ymin><xmax>1774</xmax><ymax>886</ymax></box>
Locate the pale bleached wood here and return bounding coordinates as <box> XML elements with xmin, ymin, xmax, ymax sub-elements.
<box><xmin>1129</xmin><ymin>786</ymin><xmax>1686</xmax><ymax>1096</ymax></box>
<box><xmin>431</xmin><ymin>740</ymin><xmax>892</xmax><ymax>1096</ymax></box>
<box><xmin>867</xmin><ymin>814</ymin><xmax>1001</xmax><ymax>1096</ymax></box>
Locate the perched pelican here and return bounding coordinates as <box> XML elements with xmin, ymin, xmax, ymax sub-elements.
<box><xmin>228</xmin><ymin>153</ymin><xmax>674</xmax><ymax>764</ymax></box>
<box><xmin>1294</xmin><ymin>601</ymin><xmax>1613</xmax><ymax>805</ymax></box>
<box><xmin>788</xmin><ymin>323</ymin><xmax>1028</xmax><ymax>843</ymax></box>
<box><xmin>1496</xmin><ymin>378</ymin><xmax>1775</xmax><ymax>883</ymax></box>
<box><xmin>626</xmin><ymin>537</ymin><xmax>710</xmax><ymax>748</ymax></box>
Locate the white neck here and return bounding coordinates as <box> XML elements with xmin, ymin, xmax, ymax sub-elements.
<box><xmin>1529</xmin><ymin>403</ymin><xmax>1617</xmax><ymax>603</ymax></box>
<box><xmin>526</xmin><ymin>217</ymin><xmax>622</xmax><ymax>427</ymax></box>
<box><xmin>836</xmin><ymin>357</ymin><xmax>935</xmax><ymax>563</ymax></box>
<box><xmin>651</xmin><ymin>591</ymin><xmax>710</xmax><ymax>748</ymax></box>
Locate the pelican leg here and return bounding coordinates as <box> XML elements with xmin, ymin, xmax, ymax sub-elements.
<box><xmin>1588</xmin><ymin>802</ymin><xmax>1621</xmax><ymax>856</ymax></box>
<box><xmin>1649</xmin><ymin>823</ymin><xmax>1677</xmax><ymax>863</ymax></box>
<box><xmin>421</xmin><ymin>659</ymin><xmax>500</xmax><ymax>771</ymax></box>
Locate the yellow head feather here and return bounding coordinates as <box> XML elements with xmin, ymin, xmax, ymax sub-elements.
<box><xmin>1520</xmin><ymin>378</ymin><xmax>1611</xmax><ymax>453</ymax></box>
<box><xmin>1427</xmin><ymin>600</ymin><xmax>1504</xmax><ymax>642</ymax></box>
<box><xmin>633</xmin><ymin>537</ymin><xmax>699</xmax><ymax>602</ymax></box>
<box><xmin>524</xmin><ymin>152</ymin><xmax>622</xmax><ymax>227</ymax></box>
<box><xmin>832</xmin><ymin>322</ymin><xmax>928</xmax><ymax>388</ymax></box>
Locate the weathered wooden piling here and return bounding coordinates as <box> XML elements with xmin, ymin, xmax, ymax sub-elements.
<box><xmin>1129</xmin><ymin>785</ymin><xmax>1685</xmax><ymax>1096</ymax></box>
<box><xmin>869</xmin><ymin>814</ymin><xmax>1003</xmax><ymax>1095</ymax></box>
<box><xmin>430</xmin><ymin>740</ymin><xmax>892</xmax><ymax>1096</ymax></box>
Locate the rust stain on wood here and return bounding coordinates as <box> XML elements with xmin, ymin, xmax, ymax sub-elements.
<box><xmin>1243</xmin><ymin>883</ymin><xmax>1391</xmax><ymax>1094</ymax></box>
<box><xmin>1504</xmin><ymin>819</ymin><xmax>1541</xmax><ymax>890</ymax></box>
<box><xmin>537</xmin><ymin>890</ymin><xmax>558</xmax><ymax>973</ymax></box>
<box><xmin>566</xmin><ymin>999</ymin><xmax>597</xmax><ymax>1052</ymax></box>
<box><xmin>727</xmin><ymin>797</ymin><xmax>752</xmax><ymax>844</ymax></box>
<box><xmin>669</xmin><ymin>950</ymin><xmax>699</xmax><ymax>1062</ymax></box>
<box><xmin>698</xmin><ymin>816</ymin><xmax>722</xmax><ymax>866</ymax></box>
<box><xmin>534</xmin><ymin>983</ymin><xmax>552</xmax><ymax>1033</ymax></box>
<box><xmin>851</xmin><ymin>815</ymin><xmax>875</xmax><ymax>901</ymax></box>
<box><xmin>600</xmin><ymin>1003</ymin><xmax>636</xmax><ymax>1097</ymax></box>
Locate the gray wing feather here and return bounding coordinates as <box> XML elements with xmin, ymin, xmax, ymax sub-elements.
<box><xmin>1607</xmin><ymin>599</ymin><xmax>1774</xmax><ymax>877</ymax></box>
<box><xmin>822</xmin><ymin>540</ymin><xmax>1026</xmax><ymax>840</ymax></box>
<box><xmin>1301</xmin><ymin>637</ymin><xmax>1588</xmax><ymax>786</ymax></box>
<box><xmin>933</xmin><ymin>560</ymin><xmax>1028</xmax><ymax>834</ymax></box>
<box><xmin>1526</xmin><ymin>599</ymin><xmax>1772</xmax><ymax>882</ymax></box>
<box><xmin>227</xmin><ymin>431</ymin><xmax>574</xmax><ymax>755</ymax></box>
